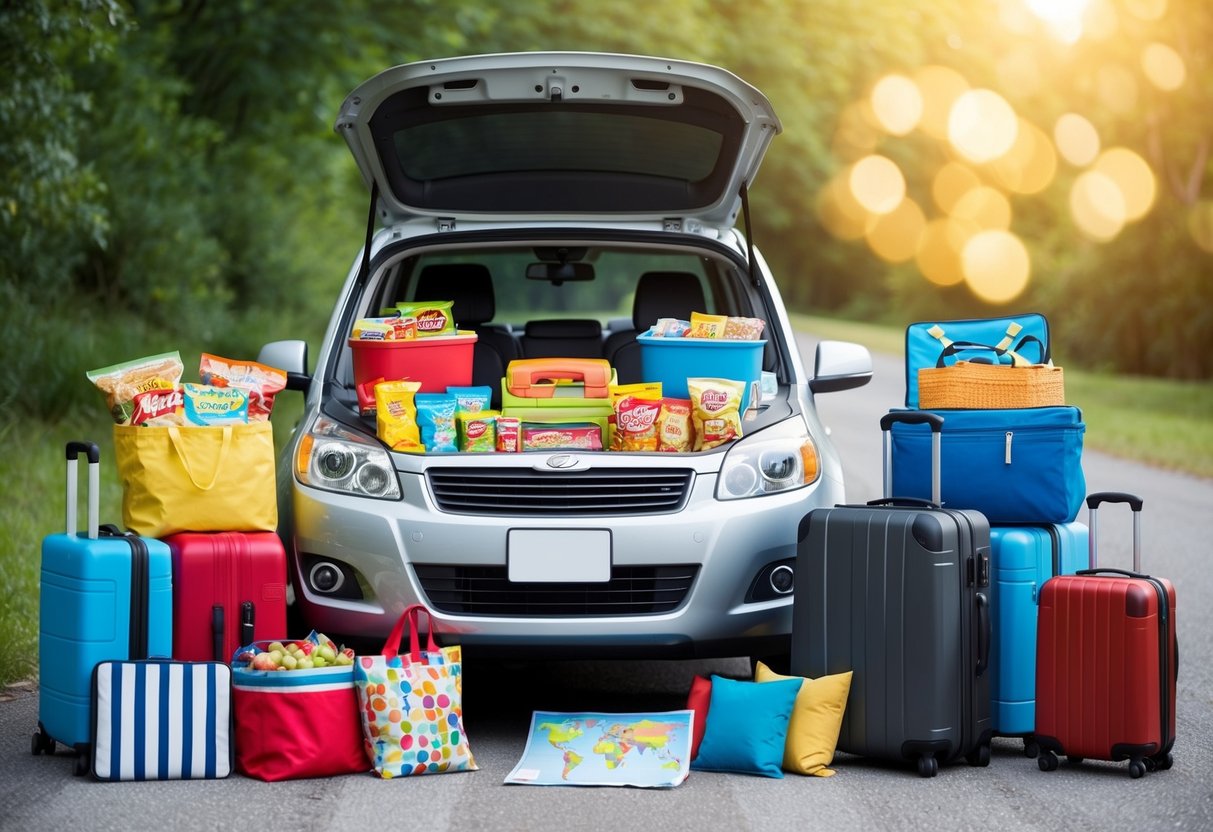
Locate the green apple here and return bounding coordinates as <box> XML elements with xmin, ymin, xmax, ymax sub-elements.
<box><xmin>280</xmin><ymin>653</ymin><xmax>298</xmax><ymax>670</ymax></box>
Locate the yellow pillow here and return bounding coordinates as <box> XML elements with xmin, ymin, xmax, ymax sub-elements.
<box><xmin>754</xmin><ymin>662</ymin><xmax>853</xmax><ymax>777</ymax></box>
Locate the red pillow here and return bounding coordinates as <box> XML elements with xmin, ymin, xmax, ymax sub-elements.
<box><xmin>686</xmin><ymin>675</ymin><xmax>712</xmax><ymax>760</ymax></box>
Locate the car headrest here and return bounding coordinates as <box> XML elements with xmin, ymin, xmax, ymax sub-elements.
<box><xmin>632</xmin><ymin>272</ymin><xmax>707</xmax><ymax>329</ymax></box>
<box><xmin>414</xmin><ymin>263</ymin><xmax>495</xmax><ymax>326</ymax></box>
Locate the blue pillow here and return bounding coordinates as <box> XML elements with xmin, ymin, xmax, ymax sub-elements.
<box><xmin>690</xmin><ymin>674</ymin><xmax>802</xmax><ymax>778</ymax></box>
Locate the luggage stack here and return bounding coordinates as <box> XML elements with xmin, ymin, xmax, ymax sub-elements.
<box><xmin>33</xmin><ymin>440</ymin><xmax>287</xmax><ymax>778</ymax></box>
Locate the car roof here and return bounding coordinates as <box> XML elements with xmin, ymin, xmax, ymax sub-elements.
<box><xmin>335</xmin><ymin>52</ymin><xmax>782</xmax><ymax>227</ymax></box>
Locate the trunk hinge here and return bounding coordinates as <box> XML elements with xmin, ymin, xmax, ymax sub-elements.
<box><xmin>662</xmin><ymin>218</ymin><xmax>682</xmax><ymax>232</ymax></box>
<box><xmin>437</xmin><ymin>217</ymin><xmax>457</xmax><ymax>232</ymax></box>
<box><xmin>740</xmin><ymin>184</ymin><xmax>760</xmax><ymax>288</ymax></box>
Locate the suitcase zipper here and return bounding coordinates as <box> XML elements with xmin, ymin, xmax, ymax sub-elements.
<box><xmin>127</xmin><ymin>536</ymin><xmax>149</xmax><ymax>659</ymax></box>
<box><xmin>1142</xmin><ymin>576</ymin><xmax>1174</xmax><ymax>758</ymax></box>
<box><xmin>1005</xmin><ymin>432</ymin><xmax>1013</xmax><ymax>464</ymax></box>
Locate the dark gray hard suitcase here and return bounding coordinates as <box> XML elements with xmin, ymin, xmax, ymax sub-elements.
<box><xmin>791</xmin><ymin>411</ymin><xmax>994</xmax><ymax>777</ymax></box>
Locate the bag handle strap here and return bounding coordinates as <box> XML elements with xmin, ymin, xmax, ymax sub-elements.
<box><xmin>929</xmin><ymin>320</ymin><xmax>1048</xmax><ymax>367</ymax></box>
<box><xmin>167</xmin><ymin>425</ymin><xmax>232</xmax><ymax>491</ymax></box>
<box><xmin>381</xmin><ymin>603</ymin><xmax>439</xmax><ymax>659</ymax></box>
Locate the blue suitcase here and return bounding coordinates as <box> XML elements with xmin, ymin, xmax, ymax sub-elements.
<box><xmin>33</xmin><ymin>441</ymin><xmax>173</xmax><ymax>774</ymax></box>
<box><xmin>989</xmin><ymin>522</ymin><xmax>1089</xmax><ymax>756</ymax></box>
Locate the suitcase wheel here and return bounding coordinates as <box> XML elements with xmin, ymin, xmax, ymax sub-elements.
<box><xmin>965</xmin><ymin>743</ymin><xmax>991</xmax><ymax>767</ymax></box>
<box><xmin>1038</xmin><ymin>750</ymin><xmax>1059</xmax><ymax>772</ymax></box>
<box><xmin>916</xmin><ymin>755</ymin><xmax>938</xmax><ymax>778</ymax></box>
<box><xmin>1158</xmin><ymin>752</ymin><xmax>1174</xmax><ymax>771</ymax></box>
<box><xmin>30</xmin><ymin>727</ymin><xmax>55</xmax><ymax>756</ymax></box>
<box><xmin>1022</xmin><ymin>738</ymin><xmax>1039</xmax><ymax>759</ymax></box>
<box><xmin>1129</xmin><ymin>758</ymin><xmax>1147</xmax><ymax>779</ymax></box>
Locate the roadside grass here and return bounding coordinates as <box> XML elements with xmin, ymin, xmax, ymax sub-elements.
<box><xmin>792</xmin><ymin>313</ymin><xmax>1213</xmax><ymax>479</ymax></box>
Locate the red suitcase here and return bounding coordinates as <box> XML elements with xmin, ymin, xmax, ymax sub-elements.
<box><xmin>166</xmin><ymin>531</ymin><xmax>288</xmax><ymax>662</ymax></box>
<box><xmin>1034</xmin><ymin>492</ymin><xmax>1177</xmax><ymax>778</ymax></box>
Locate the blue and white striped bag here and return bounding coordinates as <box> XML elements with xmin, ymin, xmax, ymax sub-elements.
<box><xmin>90</xmin><ymin>660</ymin><xmax>233</xmax><ymax>780</ymax></box>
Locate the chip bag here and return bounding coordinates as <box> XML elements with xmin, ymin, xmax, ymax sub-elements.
<box><xmin>392</xmin><ymin>301</ymin><xmax>455</xmax><ymax>337</ymax></box>
<box><xmin>656</xmin><ymin>398</ymin><xmax>694</xmax><ymax>452</ymax></box>
<box><xmin>199</xmin><ymin>353</ymin><xmax>288</xmax><ymax>422</ymax></box>
<box><xmin>688</xmin><ymin>312</ymin><xmax>727</xmax><ymax>339</ymax></box>
<box><xmin>688</xmin><ymin>378</ymin><xmax>745</xmax><ymax>451</ymax></box>
<box><xmin>375</xmin><ymin>381</ymin><xmax>424</xmax><ymax>453</ymax></box>
<box><xmin>458</xmin><ymin>412</ymin><xmax>498</xmax><ymax>452</ymax></box>
<box><xmin>87</xmin><ymin>351</ymin><xmax>185</xmax><ymax>425</ymax></box>
<box><xmin>415</xmin><ymin>393</ymin><xmax>458</xmax><ymax>453</ymax></box>
<box><xmin>183</xmin><ymin>383</ymin><xmax>249</xmax><ymax>425</ymax></box>
<box><xmin>612</xmin><ymin>395</ymin><xmax>662</xmax><ymax>452</ymax></box>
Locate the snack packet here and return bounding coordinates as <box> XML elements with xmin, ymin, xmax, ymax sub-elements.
<box><xmin>198</xmin><ymin>353</ymin><xmax>288</xmax><ymax>422</ymax></box>
<box><xmin>183</xmin><ymin>383</ymin><xmax>249</xmax><ymax>425</ymax></box>
<box><xmin>608</xmin><ymin>382</ymin><xmax>662</xmax><ymax>447</ymax></box>
<box><xmin>688</xmin><ymin>378</ymin><xmax>745</xmax><ymax>451</ymax></box>
<box><xmin>131</xmin><ymin>386</ymin><xmax>186</xmax><ymax>427</ymax></box>
<box><xmin>458</xmin><ymin>411</ymin><xmax>498</xmax><ymax>452</ymax></box>
<box><xmin>656</xmin><ymin>397</ymin><xmax>694</xmax><ymax>452</ymax></box>
<box><xmin>351</xmin><ymin>315</ymin><xmax>418</xmax><ymax>341</ymax></box>
<box><xmin>447</xmin><ymin>385</ymin><xmax>493</xmax><ymax>415</ymax></box>
<box><xmin>87</xmin><ymin>351</ymin><xmax>184</xmax><ymax>425</ymax></box>
<box><xmin>392</xmin><ymin>301</ymin><xmax>455</xmax><ymax>337</ymax></box>
<box><xmin>651</xmin><ymin>318</ymin><xmax>691</xmax><ymax>337</ymax></box>
<box><xmin>375</xmin><ymin>380</ymin><xmax>424</xmax><ymax>453</ymax></box>
<box><xmin>522</xmin><ymin>422</ymin><xmax>603</xmax><ymax>452</ymax></box>
<box><xmin>415</xmin><ymin>393</ymin><xmax>458</xmax><ymax>453</ymax></box>
<box><xmin>612</xmin><ymin>395</ymin><xmax>662</xmax><ymax>452</ymax></box>
<box><xmin>687</xmin><ymin>312</ymin><xmax>727</xmax><ymax>339</ymax></box>
<box><xmin>723</xmin><ymin>316</ymin><xmax>766</xmax><ymax>340</ymax></box>
<box><xmin>496</xmin><ymin>416</ymin><xmax>521</xmax><ymax>452</ymax></box>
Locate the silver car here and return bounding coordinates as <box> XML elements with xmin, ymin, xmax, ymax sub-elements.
<box><xmin>260</xmin><ymin>52</ymin><xmax>871</xmax><ymax>665</ymax></box>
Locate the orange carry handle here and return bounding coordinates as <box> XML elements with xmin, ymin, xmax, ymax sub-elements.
<box><xmin>506</xmin><ymin>358</ymin><xmax>613</xmax><ymax>398</ymax></box>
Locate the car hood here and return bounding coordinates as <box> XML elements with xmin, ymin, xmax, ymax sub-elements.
<box><xmin>335</xmin><ymin>52</ymin><xmax>782</xmax><ymax>226</ymax></box>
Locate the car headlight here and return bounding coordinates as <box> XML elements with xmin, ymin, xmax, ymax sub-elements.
<box><xmin>716</xmin><ymin>416</ymin><xmax>820</xmax><ymax>500</ymax></box>
<box><xmin>295</xmin><ymin>415</ymin><xmax>401</xmax><ymax>500</ymax></box>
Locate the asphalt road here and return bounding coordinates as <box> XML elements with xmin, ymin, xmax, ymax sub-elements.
<box><xmin>3</xmin><ymin>332</ymin><xmax>1211</xmax><ymax>831</ymax></box>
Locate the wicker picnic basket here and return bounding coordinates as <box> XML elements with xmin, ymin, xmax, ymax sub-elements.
<box><xmin>917</xmin><ymin>361</ymin><xmax>1065</xmax><ymax>409</ymax></box>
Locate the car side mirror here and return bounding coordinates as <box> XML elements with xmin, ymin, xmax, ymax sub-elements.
<box><xmin>809</xmin><ymin>340</ymin><xmax>872</xmax><ymax>394</ymax></box>
<box><xmin>258</xmin><ymin>340</ymin><xmax>311</xmax><ymax>392</ymax></box>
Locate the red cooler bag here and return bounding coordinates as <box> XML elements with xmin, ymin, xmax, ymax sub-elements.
<box><xmin>231</xmin><ymin>646</ymin><xmax>368</xmax><ymax>781</ymax></box>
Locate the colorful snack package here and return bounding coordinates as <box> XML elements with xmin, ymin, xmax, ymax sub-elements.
<box><xmin>130</xmin><ymin>386</ymin><xmax>186</xmax><ymax>427</ymax></box>
<box><xmin>687</xmin><ymin>378</ymin><xmax>745</xmax><ymax>451</ymax></box>
<box><xmin>87</xmin><ymin>351</ymin><xmax>184</xmax><ymax>425</ymax></box>
<box><xmin>351</xmin><ymin>315</ymin><xmax>418</xmax><ymax>341</ymax></box>
<box><xmin>415</xmin><ymin>393</ymin><xmax>459</xmax><ymax>453</ymax></box>
<box><xmin>522</xmin><ymin>422</ymin><xmax>603</xmax><ymax>452</ymax></box>
<box><xmin>392</xmin><ymin>301</ymin><xmax>455</xmax><ymax>337</ymax></box>
<box><xmin>198</xmin><ymin>353</ymin><xmax>288</xmax><ymax>422</ymax></box>
<box><xmin>687</xmin><ymin>312</ymin><xmax>728</xmax><ymax>338</ymax></box>
<box><xmin>183</xmin><ymin>383</ymin><xmax>250</xmax><ymax>425</ymax></box>
<box><xmin>656</xmin><ymin>397</ymin><xmax>694</xmax><ymax>452</ymax></box>
<box><xmin>458</xmin><ymin>411</ymin><xmax>499</xmax><ymax>452</ymax></box>
<box><xmin>375</xmin><ymin>380</ymin><xmax>424</xmax><ymax>453</ymax></box>
<box><xmin>651</xmin><ymin>318</ymin><xmax>691</xmax><ymax>337</ymax></box>
<box><xmin>612</xmin><ymin>395</ymin><xmax>662</xmax><ymax>452</ymax></box>
<box><xmin>447</xmin><ymin>385</ymin><xmax>493</xmax><ymax>415</ymax></box>
<box><xmin>496</xmin><ymin>416</ymin><xmax>521</xmax><ymax>453</ymax></box>
<box><xmin>723</xmin><ymin>316</ymin><xmax>766</xmax><ymax>340</ymax></box>
<box><xmin>608</xmin><ymin>381</ymin><xmax>662</xmax><ymax>447</ymax></box>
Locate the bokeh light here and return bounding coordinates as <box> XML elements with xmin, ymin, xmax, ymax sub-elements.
<box><xmin>1070</xmin><ymin>170</ymin><xmax>1126</xmax><ymax>241</ymax></box>
<box><xmin>1096</xmin><ymin>65</ymin><xmax>1138</xmax><ymax>115</ymax></box>
<box><xmin>816</xmin><ymin>173</ymin><xmax>874</xmax><ymax>241</ymax></box>
<box><xmin>832</xmin><ymin>100</ymin><xmax>883</xmax><ymax>161</ymax></box>
<box><xmin>870</xmin><ymin>74</ymin><xmax>923</xmax><ymax>136</ymax></box>
<box><xmin>916</xmin><ymin>219</ymin><xmax>972</xmax><ymax>286</ymax></box>
<box><xmin>1054</xmin><ymin>113</ymin><xmax>1101</xmax><ymax>167</ymax></box>
<box><xmin>996</xmin><ymin>48</ymin><xmax>1042</xmax><ymax>98</ymax></box>
<box><xmin>948</xmin><ymin>89</ymin><xmax>1019</xmax><ymax>164</ymax></box>
<box><xmin>914</xmin><ymin>65</ymin><xmax>970</xmax><ymax>140</ymax></box>
<box><xmin>849</xmin><ymin>155</ymin><xmax>906</xmax><ymax>215</ymax></box>
<box><xmin>865</xmin><ymin>197</ymin><xmax>927</xmax><ymax>263</ymax></box>
<box><xmin>1093</xmin><ymin>147</ymin><xmax>1156</xmax><ymax>222</ymax></box>
<box><xmin>962</xmin><ymin>230</ymin><xmax>1031</xmax><ymax>303</ymax></box>
<box><xmin>1141</xmin><ymin>42</ymin><xmax>1186</xmax><ymax>91</ymax></box>
<box><xmin>989</xmin><ymin>119</ymin><xmax>1057</xmax><ymax>195</ymax></box>
<box><xmin>1025</xmin><ymin>0</ymin><xmax>1091</xmax><ymax>43</ymax></box>
<box><xmin>933</xmin><ymin>162</ymin><xmax>983</xmax><ymax>214</ymax></box>
<box><xmin>1189</xmin><ymin>201</ymin><xmax>1213</xmax><ymax>254</ymax></box>
<box><xmin>1083</xmin><ymin>0</ymin><xmax>1121</xmax><ymax>40</ymax></box>
<box><xmin>951</xmin><ymin>186</ymin><xmax>1013</xmax><ymax>231</ymax></box>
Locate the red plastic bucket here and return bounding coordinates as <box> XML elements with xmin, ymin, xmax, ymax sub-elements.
<box><xmin>348</xmin><ymin>334</ymin><xmax>477</xmax><ymax>408</ymax></box>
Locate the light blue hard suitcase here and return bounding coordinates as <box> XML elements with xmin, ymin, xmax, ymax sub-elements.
<box><xmin>33</xmin><ymin>441</ymin><xmax>172</xmax><ymax>775</ymax></box>
<box><xmin>989</xmin><ymin>521</ymin><xmax>1089</xmax><ymax>756</ymax></box>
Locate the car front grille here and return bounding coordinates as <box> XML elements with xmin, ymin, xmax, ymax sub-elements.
<box><xmin>425</xmin><ymin>467</ymin><xmax>694</xmax><ymax>515</ymax></box>
<box><xmin>413</xmin><ymin>564</ymin><xmax>699</xmax><ymax>616</ymax></box>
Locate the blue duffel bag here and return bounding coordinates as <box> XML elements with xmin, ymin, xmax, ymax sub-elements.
<box><xmin>888</xmin><ymin>406</ymin><xmax>1086</xmax><ymax>524</ymax></box>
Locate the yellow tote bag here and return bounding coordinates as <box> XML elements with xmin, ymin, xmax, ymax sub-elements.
<box><xmin>113</xmin><ymin>422</ymin><xmax>278</xmax><ymax>537</ymax></box>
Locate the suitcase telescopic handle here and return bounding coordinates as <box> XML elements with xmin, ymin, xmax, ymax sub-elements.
<box><xmin>65</xmin><ymin>441</ymin><xmax>101</xmax><ymax>540</ymax></box>
<box><xmin>1086</xmin><ymin>491</ymin><xmax>1143</xmax><ymax>571</ymax></box>
<box><xmin>879</xmin><ymin>411</ymin><xmax>943</xmax><ymax>504</ymax></box>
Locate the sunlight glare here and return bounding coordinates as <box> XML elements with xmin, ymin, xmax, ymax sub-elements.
<box><xmin>951</xmin><ymin>186</ymin><xmax>1013</xmax><ymax>231</ymax></box>
<box><xmin>990</xmin><ymin>119</ymin><xmax>1057</xmax><ymax>195</ymax></box>
<box><xmin>916</xmin><ymin>219</ymin><xmax>971</xmax><ymax>287</ymax></box>
<box><xmin>962</xmin><ymin>230</ymin><xmax>1031</xmax><ymax>304</ymax></box>
<box><xmin>915</xmin><ymin>65</ymin><xmax>970</xmax><ymax>140</ymax></box>
<box><xmin>933</xmin><ymin>162</ymin><xmax>983</xmax><ymax>214</ymax></box>
<box><xmin>1141</xmin><ymin>42</ymin><xmax>1186</xmax><ymax>91</ymax></box>
<box><xmin>849</xmin><ymin>155</ymin><xmax>906</xmax><ymax>215</ymax></box>
<box><xmin>1189</xmin><ymin>201</ymin><xmax>1213</xmax><ymax>254</ymax></box>
<box><xmin>816</xmin><ymin>173</ymin><xmax>875</xmax><ymax>241</ymax></box>
<box><xmin>866</xmin><ymin>198</ymin><xmax>927</xmax><ymax>263</ymax></box>
<box><xmin>948</xmin><ymin>89</ymin><xmax>1019</xmax><ymax>164</ymax></box>
<box><xmin>1054</xmin><ymin>113</ymin><xmax>1101</xmax><ymax>167</ymax></box>
<box><xmin>871</xmin><ymin>75</ymin><xmax>924</xmax><ymax>136</ymax></box>
<box><xmin>1070</xmin><ymin>170</ymin><xmax>1126</xmax><ymax>241</ymax></box>
<box><xmin>1025</xmin><ymin>0</ymin><xmax>1091</xmax><ymax>43</ymax></box>
<box><xmin>1094</xmin><ymin>147</ymin><xmax>1157</xmax><ymax>222</ymax></box>
<box><xmin>1124</xmin><ymin>0</ymin><xmax>1167</xmax><ymax>22</ymax></box>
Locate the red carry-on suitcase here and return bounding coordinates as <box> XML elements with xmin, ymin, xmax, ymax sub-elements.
<box><xmin>165</xmin><ymin>531</ymin><xmax>288</xmax><ymax>662</ymax></box>
<box><xmin>1034</xmin><ymin>492</ymin><xmax>1177</xmax><ymax>778</ymax></box>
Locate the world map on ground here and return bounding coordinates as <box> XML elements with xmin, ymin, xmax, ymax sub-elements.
<box><xmin>504</xmin><ymin>710</ymin><xmax>694</xmax><ymax>788</ymax></box>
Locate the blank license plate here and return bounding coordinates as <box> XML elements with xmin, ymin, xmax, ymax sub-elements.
<box><xmin>507</xmin><ymin>529</ymin><xmax>611</xmax><ymax>583</ymax></box>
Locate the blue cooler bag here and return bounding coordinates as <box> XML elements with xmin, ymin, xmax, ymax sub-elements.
<box><xmin>888</xmin><ymin>407</ymin><xmax>1085</xmax><ymax>524</ymax></box>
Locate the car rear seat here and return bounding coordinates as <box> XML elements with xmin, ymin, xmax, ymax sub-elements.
<box><xmin>518</xmin><ymin>319</ymin><xmax>604</xmax><ymax>359</ymax></box>
<box><xmin>603</xmin><ymin>271</ymin><xmax>707</xmax><ymax>384</ymax></box>
<box><xmin>413</xmin><ymin>263</ymin><xmax>520</xmax><ymax>407</ymax></box>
